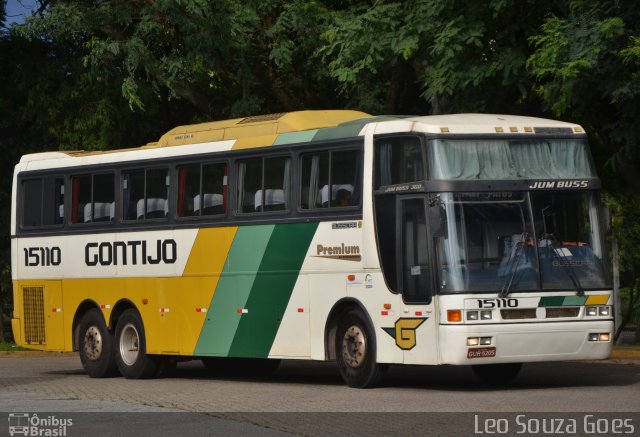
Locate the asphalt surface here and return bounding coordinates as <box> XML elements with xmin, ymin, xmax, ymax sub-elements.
<box><xmin>0</xmin><ymin>349</ymin><xmax>638</xmax><ymax>436</ymax></box>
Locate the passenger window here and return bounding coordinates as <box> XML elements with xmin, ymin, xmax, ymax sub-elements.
<box><xmin>375</xmin><ymin>136</ymin><xmax>424</xmax><ymax>188</ymax></box>
<box><xmin>300</xmin><ymin>149</ymin><xmax>360</xmax><ymax>209</ymax></box>
<box><xmin>22</xmin><ymin>177</ymin><xmax>64</xmax><ymax>228</ymax></box>
<box><xmin>71</xmin><ymin>174</ymin><xmax>115</xmax><ymax>224</ymax></box>
<box><xmin>177</xmin><ymin>162</ymin><xmax>227</xmax><ymax>217</ymax></box>
<box><xmin>237</xmin><ymin>157</ymin><xmax>289</xmax><ymax>213</ymax></box>
<box><xmin>122</xmin><ymin>168</ymin><xmax>169</xmax><ymax>220</ymax></box>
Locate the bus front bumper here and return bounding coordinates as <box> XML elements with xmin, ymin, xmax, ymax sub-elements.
<box><xmin>439</xmin><ymin>320</ymin><xmax>613</xmax><ymax>365</ymax></box>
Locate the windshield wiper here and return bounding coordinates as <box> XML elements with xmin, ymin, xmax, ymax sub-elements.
<box><xmin>500</xmin><ymin>233</ymin><xmax>528</xmax><ymax>298</ymax></box>
<box><xmin>552</xmin><ymin>245</ymin><xmax>585</xmax><ymax>296</ymax></box>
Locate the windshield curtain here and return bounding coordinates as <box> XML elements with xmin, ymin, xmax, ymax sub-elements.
<box><xmin>435</xmin><ymin>191</ymin><xmax>609</xmax><ymax>293</ymax></box>
<box><xmin>429</xmin><ymin>139</ymin><xmax>595</xmax><ymax>180</ymax></box>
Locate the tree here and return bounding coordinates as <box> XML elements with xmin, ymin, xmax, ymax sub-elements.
<box><xmin>1</xmin><ymin>0</ymin><xmax>639</xmax><ymax>341</ymax></box>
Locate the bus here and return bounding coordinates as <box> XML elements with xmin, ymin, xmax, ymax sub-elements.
<box><xmin>10</xmin><ymin>110</ymin><xmax>612</xmax><ymax>387</ymax></box>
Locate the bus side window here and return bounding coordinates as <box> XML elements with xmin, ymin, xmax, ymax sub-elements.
<box><xmin>201</xmin><ymin>162</ymin><xmax>227</xmax><ymax>215</ymax></box>
<box><xmin>22</xmin><ymin>179</ymin><xmax>43</xmax><ymax>227</ymax></box>
<box><xmin>178</xmin><ymin>162</ymin><xmax>227</xmax><ymax>217</ymax></box>
<box><xmin>122</xmin><ymin>169</ymin><xmax>168</xmax><ymax>221</ymax></box>
<box><xmin>237</xmin><ymin>157</ymin><xmax>289</xmax><ymax>214</ymax></box>
<box><xmin>71</xmin><ymin>174</ymin><xmax>114</xmax><ymax>223</ymax></box>
<box><xmin>300</xmin><ymin>148</ymin><xmax>360</xmax><ymax>209</ymax></box>
<box><xmin>375</xmin><ymin>136</ymin><xmax>424</xmax><ymax>188</ymax></box>
<box><xmin>92</xmin><ymin>174</ymin><xmax>115</xmax><ymax>222</ymax></box>
<box><xmin>21</xmin><ymin>176</ymin><xmax>64</xmax><ymax>228</ymax></box>
<box><xmin>300</xmin><ymin>152</ymin><xmax>329</xmax><ymax>209</ymax></box>
<box><xmin>71</xmin><ymin>175</ymin><xmax>91</xmax><ymax>224</ymax></box>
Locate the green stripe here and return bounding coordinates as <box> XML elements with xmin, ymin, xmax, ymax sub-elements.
<box><xmin>273</xmin><ymin>130</ymin><xmax>319</xmax><ymax>145</ymax></box>
<box><xmin>228</xmin><ymin>222</ymin><xmax>318</xmax><ymax>357</ymax></box>
<box><xmin>539</xmin><ymin>295</ymin><xmax>588</xmax><ymax>307</ymax></box>
<box><xmin>194</xmin><ymin>225</ymin><xmax>275</xmax><ymax>356</ymax></box>
<box><xmin>562</xmin><ymin>296</ymin><xmax>588</xmax><ymax>306</ymax></box>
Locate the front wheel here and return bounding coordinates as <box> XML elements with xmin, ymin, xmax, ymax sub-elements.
<box><xmin>78</xmin><ymin>308</ymin><xmax>118</xmax><ymax>378</ymax></box>
<box><xmin>335</xmin><ymin>310</ymin><xmax>386</xmax><ymax>388</ymax></box>
<box><xmin>115</xmin><ymin>309</ymin><xmax>160</xmax><ymax>379</ymax></box>
<box><xmin>472</xmin><ymin>363</ymin><xmax>522</xmax><ymax>385</ymax></box>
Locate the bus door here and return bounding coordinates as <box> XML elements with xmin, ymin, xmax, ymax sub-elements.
<box><xmin>380</xmin><ymin>194</ymin><xmax>440</xmax><ymax>364</ymax></box>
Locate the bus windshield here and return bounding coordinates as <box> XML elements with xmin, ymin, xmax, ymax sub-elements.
<box><xmin>429</xmin><ymin>138</ymin><xmax>595</xmax><ymax>180</ymax></box>
<box><xmin>435</xmin><ymin>191</ymin><xmax>610</xmax><ymax>293</ymax></box>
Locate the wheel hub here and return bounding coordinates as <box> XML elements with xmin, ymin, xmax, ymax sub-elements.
<box><xmin>341</xmin><ymin>325</ymin><xmax>366</xmax><ymax>368</ymax></box>
<box><xmin>119</xmin><ymin>323</ymin><xmax>140</xmax><ymax>366</ymax></box>
<box><xmin>83</xmin><ymin>326</ymin><xmax>103</xmax><ymax>361</ymax></box>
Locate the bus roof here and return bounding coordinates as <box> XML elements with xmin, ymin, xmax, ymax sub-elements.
<box><xmin>17</xmin><ymin>111</ymin><xmax>584</xmax><ymax>168</ymax></box>
<box><xmin>375</xmin><ymin>113</ymin><xmax>584</xmax><ymax>135</ymax></box>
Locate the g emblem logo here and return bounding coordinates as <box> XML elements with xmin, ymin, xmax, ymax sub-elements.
<box><xmin>382</xmin><ymin>318</ymin><xmax>427</xmax><ymax>350</ymax></box>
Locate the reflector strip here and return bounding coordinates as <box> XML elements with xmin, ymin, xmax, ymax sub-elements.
<box><xmin>297</xmin><ymin>308</ymin><xmax>304</xmax><ymax>313</ymax></box>
<box><xmin>236</xmin><ymin>308</ymin><xmax>249</xmax><ymax>314</ymax></box>
<box><xmin>381</xmin><ymin>311</ymin><xmax>389</xmax><ymax>316</ymax></box>
<box><xmin>51</xmin><ymin>308</ymin><xmax>62</xmax><ymax>313</ymax></box>
<box><xmin>100</xmin><ymin>304</ymin><xmax>111</xmax><ymax>309</ymax></box>
<box><xmin>159</xmin><ymin>308</ymin><xmax>170</xmax><ymax>313</ymax></box>
<box><xmin>196</xmin><ymin>308</ymin><xmax>207</xmax><ymax>313</ymax></box>
<box><xmin>415</xmin><ymin>311</ymin><xmax>423</xmax><ymax>316</ymax></box>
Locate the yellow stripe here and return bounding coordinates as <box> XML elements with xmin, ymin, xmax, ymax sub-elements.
<box><xmin>231</xmin><ymin>134</ymin><xmax>279</xmax><ymax>149</ymax></box>
<box><xmin>585</xmin><ymin>295</ymin><xmax>610</xmax><ymax>305</ymax></box>
<box><xmin>183</xmin><ymin>227</ymin><xmax>238</xmax><ymax>276</ymax></box>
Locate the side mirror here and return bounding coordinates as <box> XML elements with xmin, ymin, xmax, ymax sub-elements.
<box><xmin>429</xmin><ymin>205</ymin><xmax>447</xmax><ymax>238</ymax></box>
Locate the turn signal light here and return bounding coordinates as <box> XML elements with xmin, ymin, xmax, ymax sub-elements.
<box><xmin>447</xmin><ymin>310</ymin><xmax>462</xmax><ymax>323</ymax></box>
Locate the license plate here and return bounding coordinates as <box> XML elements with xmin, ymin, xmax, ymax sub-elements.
<box><xmin>467</xmin><ymin>347</ymin><xmax>497</xmax><ymax>359</ymax></box>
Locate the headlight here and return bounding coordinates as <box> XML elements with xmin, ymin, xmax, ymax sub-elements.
<box><xmin>467</xmin><ymin>311</ymin><xmax>479</xmax><ymax>321</ymax></box>
<box><xmin>481</xmin><ymin>310</ymin><xmax>492</xmax><ymax>320</ymax></box>
<box><xmin>586</xmin><ymin>307</ymin><xmax>598</xmax><ymax>316</ymax></box>
<box><xmin>599</xmin><ymin>306</ymin><xmax>610</xmax><ymax>316</ymax></box>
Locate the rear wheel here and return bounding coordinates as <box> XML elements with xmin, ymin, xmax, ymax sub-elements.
<box><xmin>472</xmin><ymin>363</ymin><xmax>522</xmax><ymax>385</ymax></box>
<box><xmin>335</xmin><ymin>310</ymin><xmax>386</xmax><ymax>388</ymax></box>
<box><xmin>78</xmin><ymin>308</ymin><xmax>118</xmax><ymax>378</ymax></box>
<box><xmin>115</xmin><ymin>309</ymin><xmax>160</xmax><ymax>379</ymax></box>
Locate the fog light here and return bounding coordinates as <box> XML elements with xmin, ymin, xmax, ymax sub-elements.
<box><xmin>586</xmin><ymin>307</ymin><xmax>598</xmax><ymax>316</ymax></box>
<box><xmin>448</xmin><ymin>310</ymin><xmax>462</xmax><ymax>323</ymax></box>
<box><xmin>588</xmin><ymin>333</ymin><xmax>598</xmax><ymax>342</ymax></box>
<box><xmin>480</xmin><ymin>337</ymin><xmax>492</xmax><ymax>345</ymax></box>
<box><xmin>467</xmin><ymin>337</ymin><xmax>480</xmax><ymax>346</ymax></box>
<box><xmin>599</xmin><ymin>333</ymin><xmax>610</xmax><ymax>342</ymax></box>
<box><xmin>481</xmin><ymin>310</ymin><xmax>492</xmax><ymax>320</ymax></box>
<box><xmin>467</xmin><ymin>311</ymin><xmax>479</xmax><ymax>321</ymax></box>
<box><xmin>599</xmin><ymin>306</ymin><xmax>610</xmax><ymax>316</ymax></box>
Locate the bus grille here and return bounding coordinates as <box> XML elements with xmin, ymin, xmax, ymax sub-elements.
<box><xmin>23</xmin><ymin>286</ymin><xmax>46</xmax><ymax>344</ymax></box>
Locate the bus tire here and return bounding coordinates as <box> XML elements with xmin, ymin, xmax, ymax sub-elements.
<box><xmin>472</xmin><ymin>363</ymin><xmax>522</xmax><ymax>385</ymax></box>
<box><xmin>335</xmin><ymin>310</ymin><xmax>386</xmax><ymax>388</ymax></box>
<box><xmin>114</xmin><ymin>309</ymin><xmax>159</xmax><ymax>379</ymax></box>
<box><xmin>78</xmin><ymin>308</ymin><xmax>118</xmax><ymax>378</ymax></box>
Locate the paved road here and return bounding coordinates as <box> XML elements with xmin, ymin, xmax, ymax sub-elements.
<box><xmin>0</xmin><ymin>353</ymin><xmax>638</xmax><ymax>436</ymax></box>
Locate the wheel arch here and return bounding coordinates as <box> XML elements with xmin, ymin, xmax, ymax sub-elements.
<box><xmin>324</xmin><ymin>298</ymin><xmax>375</xmax><ymax>361</ymax></box>
<box><xmin>109</xmin><ymin>299</ymin><xmax>139</xmax><ymax>332</ymax></box>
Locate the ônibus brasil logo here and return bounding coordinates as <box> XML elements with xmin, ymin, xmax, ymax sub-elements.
<box><xmin>7</xmin><ymin>413</ymin><xmax>73</xmax><ymax>436</ymax></box>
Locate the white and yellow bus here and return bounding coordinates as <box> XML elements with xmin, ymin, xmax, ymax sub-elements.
<box><xmin>11</xmin><ymin>110</ymin><xmax>613</xmax><ymax>387</ymax></box>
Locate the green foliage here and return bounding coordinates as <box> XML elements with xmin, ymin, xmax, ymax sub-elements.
<box><xmin>526</xmin><ymin>1</ymin><xmax>640</xmax><ymax>194</ymax></box>
<box><xmin>1</xmin><ymin>0</ymin><xmax>640</xmax><ymax>330</ymax></box>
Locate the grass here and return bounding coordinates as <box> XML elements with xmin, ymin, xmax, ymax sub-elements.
<box><xmin>0</xmin><ymin>341</ymin><xmax>30</xmax><ymax>352</ymax></box>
